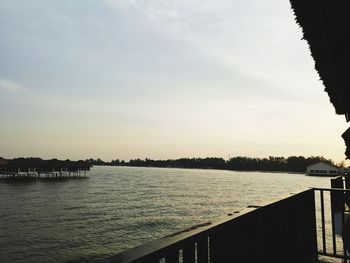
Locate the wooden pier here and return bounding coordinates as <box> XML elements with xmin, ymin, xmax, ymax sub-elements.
<box><xmin>0</xmin><ymin>157</ymin><xmax>91</xmax><ymax>180</ymax></box>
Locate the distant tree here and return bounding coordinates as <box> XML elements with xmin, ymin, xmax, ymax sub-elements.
<box><xmin>85</xmin><ymin>155</ymin><xmax>342</xmax><ymax>173</ymax></box>
<box><xmin>337</xmin><ymin>160</ymin><xmax>346</xmax><ymax>168</ymax></box>
<box><xmin>110</xmin><ymin>159</ymin><xmax>120</xmax><ymax>166</ymax></box>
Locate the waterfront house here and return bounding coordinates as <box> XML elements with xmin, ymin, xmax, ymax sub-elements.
<box><xmin>306</xmin><ymin>162</ymin><xmax>339</xmax><ymax>176</ymax></box>
<box><xmin>0</xmin><ymin>158</ymin><xmax>92</xmax><ymax>179</ymax></box>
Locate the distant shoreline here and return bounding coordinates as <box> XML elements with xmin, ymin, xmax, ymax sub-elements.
<box><xmin>86</xmin><ymin>156</ymin><xmax>339</xmax><ymax>174</ymax></box>
<box><xmin>1</xmin><ymin>156</ymin><xmax>341</xmax><ymax>175</ymax></box>
<box><xmin>92</xmin><ymin>164</ymin><xmax>306</xmax><ymax>175</ymax></box>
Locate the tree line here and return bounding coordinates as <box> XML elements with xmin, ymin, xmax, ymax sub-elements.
<box><xmin>85</xmin><ymin>156</ymin><xmax>343</xmax><ymax>173</ymax></box>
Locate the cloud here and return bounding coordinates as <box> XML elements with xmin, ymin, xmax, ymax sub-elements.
<box><xmin>0</xmin><ymin>79</ymin><xmax>26</xmax><ymax>92</ymax></box>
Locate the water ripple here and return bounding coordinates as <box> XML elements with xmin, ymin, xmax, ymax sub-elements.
<box><xmin>0</xmin><ymin>166</ymin><xmax>331</xmax><ymax>263</ymax></box>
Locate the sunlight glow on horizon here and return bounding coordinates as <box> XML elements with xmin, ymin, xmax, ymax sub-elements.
<box><xmin>0</xmin><ymin>0</ymin><xmax>348</xmax><ymax>163</ymax></box>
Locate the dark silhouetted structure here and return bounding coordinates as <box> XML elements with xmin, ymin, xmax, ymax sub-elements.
<box><xmin>0</xmin><ymin>157</ymin><xmax>91</xmax><ymax>179</ymax></box>
<box><xmin>289</xmin><ymin>0</ymin><xmax>350</xmax><ymax>158</ymax></box>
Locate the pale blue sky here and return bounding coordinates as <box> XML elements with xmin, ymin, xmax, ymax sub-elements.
<box><xmin>0</xmin><ymin>0</ymin><xmax>348</xmax><ymax>162</ymax></box>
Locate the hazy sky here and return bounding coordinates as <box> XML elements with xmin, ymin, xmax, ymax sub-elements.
<box><xmin>0</xmin><ymin>0</ymin><xmax>348</xmax><ymax>162</ymax></box>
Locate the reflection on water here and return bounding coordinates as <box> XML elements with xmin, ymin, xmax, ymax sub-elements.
<box><xmin>0</xmin><ymin>166</ymin><xmax>332</xmax><ymax>263</ymax></box>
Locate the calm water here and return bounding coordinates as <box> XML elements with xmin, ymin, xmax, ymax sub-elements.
<box><xmin>0</xmin><ymin>166</ymin><xmax>332</xmax><ymax>263</ymax></box>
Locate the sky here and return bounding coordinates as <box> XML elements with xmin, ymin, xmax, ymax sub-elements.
<box><xmin>0</xmin><ymin>0</ymin><xmax>348</xmax><ymax>163</ymax></box>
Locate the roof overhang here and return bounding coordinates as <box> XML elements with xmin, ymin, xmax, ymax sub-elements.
<box><xmin>290</xmin><ymin>0</ymin><xmax>350</xmax><ymax>158</ymax></box>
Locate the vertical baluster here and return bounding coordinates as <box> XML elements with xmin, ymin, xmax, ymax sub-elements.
<box><xmin>343</xmin><ymin>204</ymin><xmax>347</xmax><ymax>259</ymax></box>
<box><xmin>320</xmin><ymin>190</ymin><xmax>326</xmax><ymax>253</ymax></box>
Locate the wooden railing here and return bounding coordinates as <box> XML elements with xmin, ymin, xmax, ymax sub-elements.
<box><xmin>103</xmin><ymin>189</ymin><xmax>318</xmax><ymax>263</ymax></box>
<box><xmin>314</xmin><ymin>187</ymin><xmax>350</xmax><ymax>261</ymax></box>
<box><xmin>314</xmin><ymin>177</ymin><xmax>350</xmax><ymax>261</ymax></box>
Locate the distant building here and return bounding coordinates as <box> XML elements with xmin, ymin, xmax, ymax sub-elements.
<box><xmin>306</xmin><ymin>162</ymin><xmax>339</xmax><ymax>176</ymax></box>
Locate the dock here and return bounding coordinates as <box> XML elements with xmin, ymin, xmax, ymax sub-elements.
<box><xmin>0</xmin><ymin>157</ymin><xmax>92</xmax><ymax>180</ymax></box>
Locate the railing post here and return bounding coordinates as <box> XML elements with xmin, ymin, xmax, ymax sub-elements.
<box><xmin>320</xmin><ymin>190</ymin><xmax>326</xmax><ymax>253</ymax></box>
<box><xmin>331</xmin><ymin>178</ymin><xmax>344</xmax><ymax>254</ymax></box>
